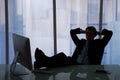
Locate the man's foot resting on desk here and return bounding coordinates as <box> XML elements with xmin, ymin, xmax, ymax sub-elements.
<box><xmin>34</xmin><ymin>48</ymin><xmax>49</xmax><ymax>69</ymax></box>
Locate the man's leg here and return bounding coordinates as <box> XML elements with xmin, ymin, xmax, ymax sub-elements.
<box><xmin>34</xmin><ymin>48</ymin><xmax>73</xmax><ymax>68</ymax></box>
<box><xmin>48</xmin><ymin>52</ymin><xmax>72</xmax><ymax>68</ymax></box>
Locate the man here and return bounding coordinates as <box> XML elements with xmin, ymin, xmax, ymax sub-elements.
<box><xmin>34</xmin><ymin>26</ymin><xmax>113</xmax><ymax>69</ymax></box>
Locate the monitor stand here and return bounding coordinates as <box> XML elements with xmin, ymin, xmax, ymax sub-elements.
<box><xmin>10</xmin><ymin>51</ymin><xmax>29</xmax><ymax>76</ymax></box>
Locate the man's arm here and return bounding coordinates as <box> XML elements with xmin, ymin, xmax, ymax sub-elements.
<box><xmin>70</xmin><ymin>28</ymin><xmax>85</xmax><ymax>46</ymax></box>
<box><xmin>100</xmin><ymin>29</ymin><xmax>113</xmax><ymax>46</ymax></box>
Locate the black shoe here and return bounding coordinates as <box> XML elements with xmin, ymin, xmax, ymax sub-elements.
<box><xmin>35</xmin><ymin>48</ymin><xmax>46</xmax><ymax>61</ymax></box>
<box><xmin>34</xmin><ymin>48</ymin><xmax>49</xmax><ymax>68</ymax></box>
<box><xmin>34</xmin><ymin>61</ymin><xmax>42</xmax><ymax>69</ymax></box>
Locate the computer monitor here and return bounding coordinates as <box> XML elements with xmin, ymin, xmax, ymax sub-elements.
<box><xmin>10</xmin><ymin>33</ymin><xmax>32</xmax><ymax>76</ymax></box>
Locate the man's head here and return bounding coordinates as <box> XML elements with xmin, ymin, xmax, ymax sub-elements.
<box><xmin>85</xmin><ymin>26</ymin><xmax>97</xmax><ymax>41</ymax></box>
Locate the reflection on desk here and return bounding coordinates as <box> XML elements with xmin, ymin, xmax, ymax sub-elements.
<box><xmin>0</xmin><ymin>64</ymin><xmax>120</xmax><ymax>80</ymax></box>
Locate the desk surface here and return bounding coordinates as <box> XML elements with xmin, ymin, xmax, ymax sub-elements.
<box><xmin>0</xmin><ymin>64</ymin><xmax>120</xmax><ymax>80</ymax></box>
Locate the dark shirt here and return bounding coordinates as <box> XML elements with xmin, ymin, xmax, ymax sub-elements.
<box><xmin>70</xmin><ymin>29</ymin><xmax>113</xmax><ymax>65</ymax></box>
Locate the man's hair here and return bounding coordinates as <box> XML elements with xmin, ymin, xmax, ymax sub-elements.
<box><xmin>86</xmin><ymin>26</ymin><xmax>97</xmax><ymax>34</ymax></box>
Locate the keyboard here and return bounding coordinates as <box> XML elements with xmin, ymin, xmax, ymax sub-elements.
<box><xmin>32</xmin><ymin>68</ymin><xmax>53</xmax><ymax>74</ymax></box>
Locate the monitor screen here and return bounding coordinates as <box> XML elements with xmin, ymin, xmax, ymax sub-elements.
<box><xmin>12</xmin><ymin>33</ymin><xmax>32</xmax><ymax>72</ymax></box>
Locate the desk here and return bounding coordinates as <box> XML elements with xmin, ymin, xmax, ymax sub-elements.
<box><xmin>0</xmin><ymin>64</ymin><xmax>120</xmax><ymax>80</ymax></box>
